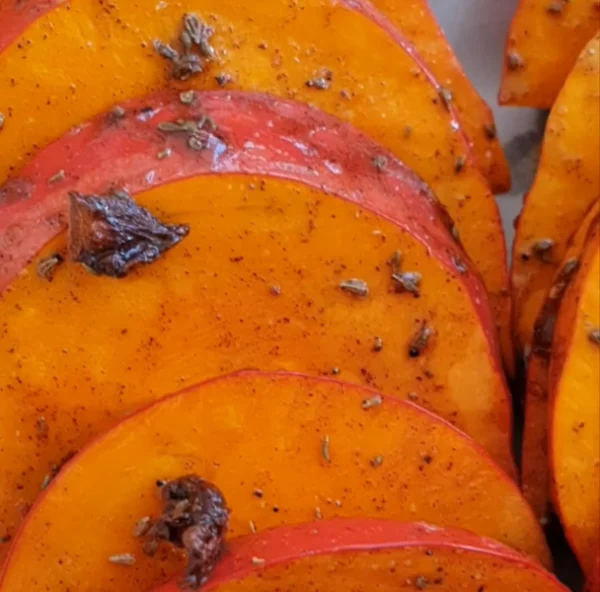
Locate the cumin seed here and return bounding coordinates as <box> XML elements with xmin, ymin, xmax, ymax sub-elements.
<box><xmin>0</xmin><ymin>113</ymin><xmax>5</xmax><ymax>130</ymax></box>
<box><xmin>48</xmin><ymin>170</ymin><xmax>65</xmax><ymax>184</ymax></box>
<box><xmin>108</xmin><ymin>553</ymin><xmax>136</xmax><ymax>566</ymax></box>
<box><xmin>251</xmin><ymin>556</ymin><xmax>266</xmax><ymax>566</ymax></box>
<box><xmin>373</xmin><ymin>336</ymin><xmax>383</xmax><ymax>352</ymax></box>
<box><xmin>339</xmin><ymin>278</ymin><xmax>369</xmax><ymax>297</ymax></box>
<box><xmin>361</xmin><ymin>394</ymin><xmax>383</xmax><ymax>410</ymax></box>
<box><xmin>370</xmin><ymin>455</ymin><xmax>384</xmax><ymax>468</ymax></box>
<box><xmin>132</xmin><ymin>516</ymin><xmax>152</xmax><ymax>537</ymax></box>
<box><xmin>321</xmin><ymin>435</ymin><xmax>331</xmax><ymax>463</ymax></box>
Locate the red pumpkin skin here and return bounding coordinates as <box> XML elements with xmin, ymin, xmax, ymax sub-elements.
<box><xmin>151</xmin><ymin>518</ymin><xmax>566</xmax><ymax>592</ymax></box>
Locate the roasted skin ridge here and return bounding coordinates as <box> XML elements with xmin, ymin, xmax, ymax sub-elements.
<box><xmin>0</xmin><ymin>373</ymin><xmax>547</xmax><ymax>591</ymax></box>
<box><xmin>0</xmin><ymin>0</ymin><xmax>514</xmax><ymax>374</ymax></box>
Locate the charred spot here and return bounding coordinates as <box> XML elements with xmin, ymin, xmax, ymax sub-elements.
<box><xmin>68</xmin><ymin>191</ymin><xmax>189</xmax><ymax>278</ymax></box>
<box><xmin>144</xmin><ymin>476</ymin><xmax>229</xmax><ymax>589</ymax></box>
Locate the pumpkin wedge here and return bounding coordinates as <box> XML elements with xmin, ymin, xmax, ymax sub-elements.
<box><xmin>0</xmin><ymin>0</ymin><xmax>513</xmax><ymax>374</ymax></box>
<box><xmin>369</xmin><ymin>0</ymin><xmax>510</xmax><ymax>193</ymax></box>
<box><xmin>0</xmin><ymin>372</ymin><xmax>549</xmax><ymax>591</ymax></box>
<box><xmin>499</xmin><ymin>0</ymin><xmax>600</xmax><ymax>107</ymax></box>
<box><xmin>0</xmin><ymin>91</ymin><xmax>514</xmax><ymax>557</ymax></box>
<box><xmin>151</xmin><ymin>520</ymin><xmax>565</xmax><ymax>592</ymax></box>
<box><xmin>511</xmin><ymin>33</ymin><xmax>600</xmax><ymax>356</ymax></box>
<box><xmin>521</xmin><ymin>201</ymin><xmax>599</xmax><ymax>520</ymax></box>
<box><xmin>549</xmin><ymin>222</ymin><xmax>600</xmax><ymax>576</ymax></box>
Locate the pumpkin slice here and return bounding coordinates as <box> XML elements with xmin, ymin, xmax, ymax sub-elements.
<box><xmin>0</xmin><ymin>372</ymin><xmax>549</xmax><ymax>591</ymax></box>
<box><xmin>0</xmin><ymin>0</ymin><xmax>513</xmax><ymax>374</ymax></box>
<box><xmin>549</xmin><ymin>222</ymin><xmax>600</xmax><ymax>576</ymax></box>
<box><xmin>0</xmin><ymin>91</ymin><xmax>514</xmax><ymax>557</ymax></box>
<box><xmin>521</xmin><ymin>201</ymin><xmax>599</xmax><ymax>520</ymax></box>
<box><xmin>151</xmin><ymin>520</ymin><xmax>565</xmax><ymax>592</ymax></box>
<box><xmin>511</xmin><ymin>33</ymin><xmax>600</xmax><ymax>356</ymax></box>
<box><xmin>499</xmin><ymin>1</ymin><xmax>600</xmax><ymax>107</ymax></box>
<box><xmin>369</xmin><ymin>0</ymin><xmax>510</xmax><ymax>193</ymax></box>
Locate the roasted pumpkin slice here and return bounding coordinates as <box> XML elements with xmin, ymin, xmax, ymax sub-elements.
<box><xmin>499</xmin><ymin>0</ymin><xmax>600</xmax><ymax>107</ymax></box>
<box><xmin>0</xmin><ymin>0</ymin><xmax>513</xmax><ymax>374</ymax></box>
<box><xmin>0</xmin><ymin>91</ymin><xmax>514</xmax><ymax>558</ymax></box>
<box><xmin>369</xmin><ymin>0</ymin><xmax>510</xmax><ymax>193</ymax></box>
<box><xmin>0</xmin><ymin>372</ymin><xmax>549</xmax><ymax>591</ymax></box>
<box><xmin>150</xmin><ymin>520</ymin><xmax>565</xmax><ymax>592</ymax></box>
<box><xmin>549</xmin><ymin>222</ymin><xmax>600</xmax><ymax>576</ymax></box>
<box><xmin>521</xmin><ymin>201</ymin><xmax>599</xmax><ymax>520</ymax></box>
<box><xmin>511</xmin><ymin>33</ymin><xmax>600</xmax><ymax>356</ymax></box>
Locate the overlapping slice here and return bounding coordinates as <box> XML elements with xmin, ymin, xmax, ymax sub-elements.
<box><xmin>499</xmin><ymin>0</ymin><xmax>600</xmax><ymax>107</ymax></box>
<box><xmin>511</xmin><ymin>33</ymin><xmax>600</xmax><ymax>356</ymax></box>
<box><xmin>369</xmin><ymin>0</ymin><xmax>510</xmax><ymax>193</ymax></box>
<box><xmin>521</xmin><ymin>201</ymin><xmax>599</xmax><ymax>520</ymax></box>
<box><xmin>0</xmin><ymin>0</ymin><xmax>513</xmax><ymax>373</ymax></box>
<box><xmin>549</xmin><ymin>222</ymin><xmax>600</xmax><ymax>576</ymax></box>
<box><xmin>152</xmin><ymin>520</ymin><xmax>565</xmax><ymax>592</ymax></box>
<box><xmin>0</xmin><ymin>373</ymin><xmax>548</xmax><ymax>591</ymax></box>
<box><xmin>0</xmin><ymin>91</ymin><xmax>514</xmax><ymax>558</ymax></box>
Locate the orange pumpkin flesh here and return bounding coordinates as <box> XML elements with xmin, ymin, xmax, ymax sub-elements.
<box><xmin>511</xmin><ymin>33</ymin><xmax>600</xmax><ymax>356</ymax></box>
<box><xmin>0</xmin><ymin>372</ymin><xmax>548</xmax><ymax>591</ymax></box>
<box><xmin>369</xmin><ymin>0</ymin><xmax>510</xmax><ymax>193</ymax></box>
<box><xmin>0</xmin><ymin>91</ymin><xmax>514</xmax><ymax>558</ymax></box>
<box><xmin>154</xmin><ymin>520</ymin><xmax>565</xmax><ymax>592</ymax></box>
<box><xmin>499</xmin><ymin>0</ymin><xmax>600</xmax><ymax>107</ymax></box>
<box><xmin>550</xmin><ymin>223</ymin><xmax>600</xmax><ymax>576</ymax></box>
<box><xmin>521</xmin><ymin>201</ymin><xmax>599</xmax><ymax>520</ymax></box>
<box><xmin>0</xmin><ymin>0</ymin><xmax>513</xmax><ymax>374</ymax></box>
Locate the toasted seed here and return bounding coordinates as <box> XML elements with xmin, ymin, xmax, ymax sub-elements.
<box><xmin>0</xmin><ymin>113</ymin><xmax>4</xmax><ymax>130</ymax></box>
<box><xmin>361</xmin><ymin>394</ymin><xmax>383</xmax><ymax>410</ymax></box>
<box><xmin>270</xmin><ymin>284</ymin><xmax>282</xmax><ymax>296</ymax></box>
<box><xmin>157</xmin><ymin>148</ymin><xmax>172</xmax><ymax>160</ymax></box>
<box><xmin>339</xmin><ymin>278</ymin><xmax>369</xmax><ymax>297</ymax></box>
<box><xmin>37</xmin><ymin>253</ymin><xmax>64</xmax><ymax>281</ymax></box>
<box><xmin>373</xmin><ymin>336</ymin><xmax>383</xmax><ymax>352</ymax></box>
<box><xmin>451</xmin><ymin>255</ymin><xmax>468</xmax><ymax>275</ymax></box>
<box><xmin>392</xmin><ymin>271</ymin><xmax>422</xmax><ymax>295</ymax></box>
<box><xmin>251</xmin><ymin>556</ymin><xmax>266</xmax><ymax>566</ymax></box>
<box><xmin>48</xmin><ymin>169</ymin><xmax>66</xmax><ymax>184</ymax></box>
<box><xmin>132</xmin><ymin>516</ymin><xmax>152</xmax><ymax>537</ymax></box>
<box><xmin>108</xmin><ymin>553</ymin><xmax>136</xmax><ymax>566</ymax></box>
<box><xmin>330</xmin><ymin>367</ymin><xmax>340</xmax><ymax>375</ymax></box>
<box><xmin>179</xmin><ymin>90</ymin><xmax>196</xmax><ymax>105</ymax></box>
<box><xmin>438</xmin><ymin>87</ymin><xmax>453</xmax><ymax>109</ymax></box>
<box><xmin>188</xmin><ymin>135</ymin><xmax>207</xmax><ymax>151</ymax></box>
<box><xmin>321</xmin><ymin>435</ymin><xmax>331</xmax><ymax>463</ymax></box>
<box><xmin>507</xmin><ymin>51</ymin><xmax>525</xmax><ymax>70</ymax></box>
<box><xmin>306</xmin><ymin>77</ymin><xmax>330</xmax><ymax>90</ymax></box>
<box><xmin>372</xmin><ymin>155</ymin><xmax>388</xmax><ymax>172</ymax></box>
<box><xmin>248</xmin><ymin>520</ymin><xmax>257</xmax><ymax>533</ymax></box>
<box><xmin>533</xmin><ymin>238</ymin><xmax>554</xmax><ymax>255</ymax></box>
<box><xmin>153</xmin><ymin>40</ymin><xmax>178</xmax><ymax>61</ymax></box>
<box><xmin>390</xmin><ymin>250</ymin><xmax>402</xmax><ymax>274</ymax></box>
<box><xmin>451</xmin><ymin>225</ymin><xmax>460</xmax><ymax>242</ymax></box>
<box><xmin>215</xmin><ymin>73</ymin><xmax>233</xmax><ymax>87</ymax></box>
<box><xmin>408</xmin><ymin>324</ymin><xmax>433</xmax><ymax>358</ymax></box>
<box><xmin>588</xmin><ymin>328</ymin><xmax>600</xmax><ymax>346</ymax></box>
<box><xmin>110</xmin><ymin>105</ymin><xmax>126</xmax><ymax>120</ymax></box>
<box><xmin>415</xmin><ymin>575</ymin><xmax>429</xmax><ymax>589</ymax></box>
<box><xmin>40</xmin><ymin>473</ymin><xmax>53</xmax><ymax>490</ymax></box>
<box><xmin>370</xmin><ymin>455</ymin><xmax>384</xmax><ymax>468</ymax></box>
<box><xmin>314</xmin><ymin>506</ymin><xmax>322</xmax><ymax>519</ymax></box>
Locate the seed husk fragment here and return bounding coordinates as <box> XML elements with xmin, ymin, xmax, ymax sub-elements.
<box><xmin>37</xmin><ymin>253</ymin><xmax>64</xmax><ymax>281</ymax></box>
<box><xmin>392</xmin><ymin>271</ymin><xmax>422</xmax><ymax>296</ymax></box>
<box><xmin>132</xmin><ymin>516</ymin><xmax>152</xmax><ymax>537</ymax></box>
<box><xmin>408</xmin><ymin>324</ymin><xmax>433</xmax><ymax>358</ymax></box>
<box><xmin>370</xmin><ymin>455</ymin><xmax>384</xmax><ymax>468</ymax></box>
<box><xmin>339</xmin><ymin>278</ymin><xmax>369</xmax><ymax>297</ymax></box>
<box><xmin>108</xmin><ymin>553</ymin><xmax>136</xmax><ymax>566</ymax></box>
<box><xmin>321</xmin><ymin>435</ymin><xmax>331</xmax><ymax>463</ymax></box>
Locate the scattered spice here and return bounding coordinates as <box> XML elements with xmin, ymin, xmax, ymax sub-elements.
<box><xmin>132</xmin><ymin>516</ymin><xmax>152</xmax><ymax>538</ymax></box>
<box><xmin>0</xmin><ymin>112</ymin><xmax>4</xmax><ymax>130</ymax></box>
<box><xmin>215</xmin><ymin>73</ymin><xmax>233</xmax><ymax>87</ymax></box>
<box><xmin>109</xmin><ymin>105</ymin><xmax>126</xmax><ymax>121</ymax></box>
<box><xmin>37</xmin><ymin>252</ymin><xmax>64</xmax><ymax>281</ymax></box>
<box><xmin>108</xmin><ymin>553</ymin><xmax>136</xmax><ymax>566</ymax></box>
<box><xmin>415</xmin><ymin>575</ymin><xmax>429</xmax><ymax>589</ymax></box>
<box><xmin>339</xmin><ymin>278</ymin><xmax>369</xmax><ymax>297</ymax></box>
<box><xmin>183</xmin><ymin>13</ymin><xmax>215</xmax><ymax>58</ymax></box>
<box><xmin>40</xmin><ymin>451</ymin><xmax>77</xmax><ymax>490</ymax></box>
<box><xmin>252</xmin><ymin>488</ymin><xmax>263</xmax><ymax>498</ymax></box>
<box><xmin>306</xmin><ymin>69</ymin><xmax>332</xmax><ymax>90</ymax></box>
<box><xmin>68</xmin><ymin>191</ymin><xmax>189</xmax><ymax>278</ymax></box>
<box><xmin>451</xmin><ymin>224</ymin><xmax>460</xmax><ymax>242</ymax></box>
<box><xmin>483</xmin><ymin>123</ymin><xmax>497</xmax><ymax>140</ymax></box>
<box><xmin>507</xmin><ymin>51</ymin><xmax>525</xmax><ymax>70</ymax></box>
<box><xmin>390</xmin><ymin>249</ymin><xmax>402</xmax><ymax>273</ymax></box>
<box><xmin>438</xmin><ymin>87</ymin><xmax>453</xmax><ymax>110</ymax></box>
<box><xmin>408</xmin><ymin>323</ymin><xmax>434</xmax><ymax>358</ymax></box>
<box><xmin>361</xmin><ymin>394</ymin><xmax>383</xmax><ymax>409</ymax></box>
<box><xmin>372</xmin><ymin>155</ymin><xmax>388</xmax><ymax>172</ymax></box>
<box><xmin>158</xmin><ymin>116</ymin><xmax>218</xmax><ymax>153</ymax></box>
<box><xmin>251</xmin><ymin>557</ymin><xmax>265</xmax><ymax>566</ymax></box>
<box><xmin>48</xmin><ymin>169</ymin><xmax>66</xmax><ymax>184</ymax></box>
<box><xmin>179</xmin><ymin>90</ymin><xmax>196</xmax><ymax>105</ymax></box>
<box><xmin>370</xmin><ymin>455</ymin><xmax>384</xmax><ymax>468</ymax></box>
<box><xmin>314</xmin><ymin>506</ymin><xmax>322</xmax><ymax>519</ymax></box>
<box><xmin>588</xmin><ymin>328</ymin><xmax>600</xmax><ymax>346</ymax></box>
<box><xmin>248</xmin><ymin>520</ymin><xmax>256</xmax><ymax>533</ymax></box>
<box><xmin>454</xmin><ymin>156</ymin><xmax>465</xmax><ymax>173</ymax></box>
<box><xmin>143</xmin><ymin>476</ymin><xmax>229</xmax><ymax>589</ymax></box>
<box><xmin>157</xmin><ymin>148</ymin><xmax>172</xmax><ymax>160</ymax></box>
<box><xmin>270</xmin><ymin>284</ymin><xmax>281</xmax><ymax>296</ymax></box>
<box><xmin>321</xmin><ymin>435</ymin><xmax>331</xmax><ymax>463</ymax></box>
<box><xmin>373</xmin><ymin>336</ymin><xmax>383</xmax><ymax>352</ymax></box>
<box><xmin>330</xmin><ymin>367</ymin><xmax>340</xmax><ymax>375</ymax></box>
